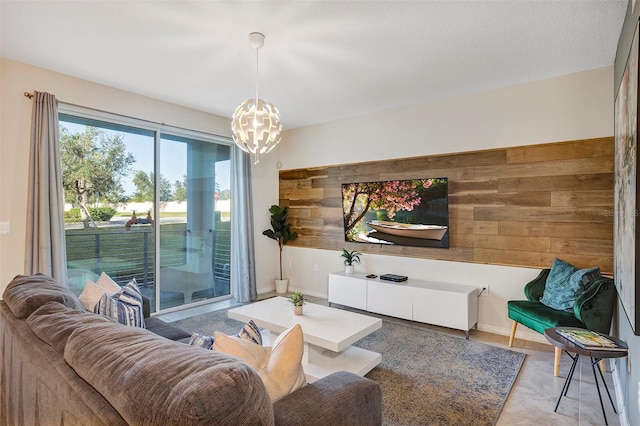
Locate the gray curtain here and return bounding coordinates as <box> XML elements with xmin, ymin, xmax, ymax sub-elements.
<box><xmin>231</xmin><ymin>148</ymin><xmax>257</xmax><ymax>302</ymax></box>
<box><xmin>25</xmin><ymin>91</ymin><xmax>68</xmax><ymax>286</ymax></box>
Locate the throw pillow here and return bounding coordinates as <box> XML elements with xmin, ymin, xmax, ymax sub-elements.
<box><xmin>94</xmin><ymin>279</ymin><xmax>145</xmax><ymax>328</ymax></box>
<box><xmin>95</xmin><ymin>272</ymin><xmax>121</xmax><ymax>293</ymax></box>
<box><xmin>78</xmin><ymin>272</ymin><xmax>121</xmax><ymax>311</ymax></box>
<box><xmin>188</xmin><ymin>320</ymin><xmax>263</xmax><ymax>349</ymax></box>
<box><xmin>189</xmin><ymin>332</ymin><xmax>215</xmax><ymax>349</ymax></box>
<box><xmin>238</xmin><ymin>319</ymin><xmax>263</xmax><ymax>345</ymax></box>
<box><xmin>79</xmin><ymin>280</ymin><xmax>109</xmax><ymax>311</ymax></box>
<box><xmin>564</xmin><ymin>266</ymin><xmax>601</xmax><ymax>310</ymax></box>
<box><xmin>212</xmin><ymin>323</ymin><xmax>306</xmax><ymax>402</ymax></box>
<box><xmin>540</xmin><ymin>258</ymin><xmax>600</xmax><ymax>311</ymax></box>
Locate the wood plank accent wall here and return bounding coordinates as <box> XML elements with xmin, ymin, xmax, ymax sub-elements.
<box><xmin>278</xmin><ymin>137</ymin><xmax>614</xmax><ymax>274</ymax></box>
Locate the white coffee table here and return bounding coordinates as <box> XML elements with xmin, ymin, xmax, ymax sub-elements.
<box><xmin>228</xmin><ymin>297</ymin><xmax>382</xmax><ymax>382</ymax></box>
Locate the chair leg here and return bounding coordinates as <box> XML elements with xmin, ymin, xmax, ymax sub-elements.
<box><xmin>554</xmin><ymin>346</ymin><xmax>561</xmax><ymax>377</ymax></box>
<box><xmin>508</xmin><ymin>321</ymin><xmax>517</xmax><ymax>347</ymax></box>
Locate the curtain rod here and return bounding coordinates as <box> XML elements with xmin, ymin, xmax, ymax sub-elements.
<box><xmin>23</xmin><ymin>90</ymin><xmax>231</xmax><ymax>142</ymax></box>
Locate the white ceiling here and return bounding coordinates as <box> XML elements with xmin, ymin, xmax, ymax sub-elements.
<box><xmin>0</xmin><ymin>0</ymin><xmax>628</xmax><ymax>130</ymax></box>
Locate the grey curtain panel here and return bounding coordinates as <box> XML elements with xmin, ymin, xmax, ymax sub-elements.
<box><xmin>25</xmin><ymin>91</ymin><xmax>68</xmax><ymax>286</ymax></box>
<box><xmin>231</xmin><ymin>149</ymin><xmax>257</xmax><ymax>303</ymax></box>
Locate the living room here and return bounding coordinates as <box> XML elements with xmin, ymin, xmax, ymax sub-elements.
<box><xmin>1</xmin><ymin>1</ymin><xmax>639</xmax><ymax>425</ymax></box>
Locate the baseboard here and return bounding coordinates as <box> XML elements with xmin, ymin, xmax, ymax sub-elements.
<box><xmin>612</xmin><ymin>360</ymin><xmax>630</xmax><ymax>426</ymax></box>
<box><xmin>286</xmin><ymin>286</ymin><xmax>326</xmax><ymax>299</ymax></box>
<box><xmin>256</xmin><ymin>285</ymin><xmax>273</xmax><ymax>295</ymax></box>
<box><xmin>476</xmin><ymin>322</ymin><xmax>549</xmax><ymax>345</ymax></box>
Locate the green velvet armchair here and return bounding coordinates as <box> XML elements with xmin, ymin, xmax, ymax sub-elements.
<box><xmin>507</xmin><ymin>268</ymin><xmax>617</xmax><ymax>376</ymax></box>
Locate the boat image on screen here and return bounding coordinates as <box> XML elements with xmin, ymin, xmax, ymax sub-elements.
<box><xmin>342</xmin><ymin>177</ymin><xmax>449</xmax><ymax>249</ymax></box>
<box><xmin>366</xmin><ymin>220</ymin><xmax>448</xmax><ymax>241</ymax></box>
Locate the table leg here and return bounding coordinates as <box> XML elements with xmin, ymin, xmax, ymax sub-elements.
<box><xmin>592</xmin><ymin>357</ymin><xmax>618</xmax><ymax>415</ymax></box>
<box><xmin>563</xmin><ymin>351</ymin><xmax>579</xmax><ymax>397</ymax></box>
<box><xmin>555</xmin><ymin>352</ymin><xmax>579</xmax><ymax>412</ymax></box>
<box><xmin>591</xmin><ymin>357</ymin><xmax>609</xmax><ymax>425</ymax></box>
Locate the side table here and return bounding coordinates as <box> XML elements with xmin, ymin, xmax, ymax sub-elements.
<box><xmin>544</xmin><ymin>327</ymin><xmax>628</xmax><ymax>426</ymax></box>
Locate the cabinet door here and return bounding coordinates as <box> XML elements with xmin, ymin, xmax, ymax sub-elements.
<box><xmin>412</xmin><ymin>288</ymin><xmax>467</xmax><ymax>331</ymax></box>
<box><xmin>328</xmin><ymin>274</ymin><xmax>367</xmax><ymax>310</ymax></box>
<box><xmin>367</xmin><ymin>280</ymin><xmax>412</xmax><ymax>320</ymax></box>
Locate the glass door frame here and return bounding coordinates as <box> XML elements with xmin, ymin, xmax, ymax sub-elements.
<box><xmin>58</xmin><ymin>103</ymin><xmax>236</xmax><ymax>315</ymax></box>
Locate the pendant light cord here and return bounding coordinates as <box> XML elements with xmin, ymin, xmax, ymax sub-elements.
<box><xmin>255</xmin><ymin>45</ymin><xmax>260</xmax><ymax>106</ymax></box>
<box><xmin>253</xmin><ymin>44</ymin><xmax>259</xmax><ymax>155</ymax></box>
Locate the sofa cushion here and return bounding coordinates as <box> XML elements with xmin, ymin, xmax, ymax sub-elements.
<box><xmin>507</xmin><ymin>300</ymin><xmax>585</xmax><ymax>334</ymax></box>
<box><xmin>79</xmin><ymin>272</ymin><xmax>121</xmax><ymax>310</ymax></box>
<box><xmin>213</xmin><ymin>324</ymin><xmax>307</xmax><ymax>402</ymax></box>
<box><xmin>540</xmin><ymin>258</ymin><xmax>601</xmax><ymax>311</ymax></box>
<box><xmin>94</xmin><ymin>279</ymin><xmax>145</xmax><ymax>328</ymax></box>
<box><xmin>64</xmin><ymin>322</ymin><xmax>274</xmax><ymax>425</ymax></box>
<box><xmin>26</xmin><ymin>301</ymin><xmax>114</xmax><ymax>353</ymax></box>
<box><xmin>145</xmin><ymin>316</ymin><xmax>192</xmax><ymax>341</ymax></box>
<box><xmin>2</xmin><ymin>274</ymin><xmax>85</xmax><ymax>319</ymax></box>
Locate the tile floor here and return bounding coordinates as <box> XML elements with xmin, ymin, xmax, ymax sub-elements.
<box><xmin>159</xmin><ymin>293</ymin><xmax>622</xmax><ymax>426</ymax></box>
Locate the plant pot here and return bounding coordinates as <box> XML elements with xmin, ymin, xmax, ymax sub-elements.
<box><xmin>275</xmin><ymin>279</ymin><xmax>289</xmax><ymax>294</ymax></box>
<box><xmin>345</xmin><ymin>265</ymin><xmax>355</xmax><ymax>274</ymax></box>
<box><xmin>294</xmin><ymin>305</ymin><xmax>303</xmax><ymax>316</ymax></box>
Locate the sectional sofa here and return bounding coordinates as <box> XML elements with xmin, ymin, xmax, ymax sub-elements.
<box><xmin>0</xmin><ymin>274</ymin><xmax>382</xmax><ymax>425</ymax></box>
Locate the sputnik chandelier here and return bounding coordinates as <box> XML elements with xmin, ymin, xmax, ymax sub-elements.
<box><xmin>231</xmin><ymin>32</ymin><xmax>282</xmax><ymax>164</ymax></box>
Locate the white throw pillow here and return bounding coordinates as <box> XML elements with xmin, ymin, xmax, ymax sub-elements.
<box><xmin>95</xmin><ymin>272</ymin><xmax>121</xmax><ymax>293</ymax></box>
<box><xmin>78</xmin><ymin>272</ymin><xmax>121</xmax><ymax>311</ymax></box>
<box><xmin>213</xmin><ymin>323</ymin><xmax>306</xmax><ymax>402</ymax></box>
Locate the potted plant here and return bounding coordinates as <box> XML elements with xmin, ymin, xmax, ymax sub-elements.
<box><xmin>341</xmin><ymin>249</ymin><xmax>361</xmax><ymax>274</ymax></box>
<box><xmin>263</xmin><ymin>204</ymin><xmax>298</xmax><ymax>293</ymax></box>
<box><xmin>287</xmin><ymin>291</ymin><xmax>306</xmax><ymax>315</ymax></box>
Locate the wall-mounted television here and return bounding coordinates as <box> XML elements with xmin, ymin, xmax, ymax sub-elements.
<box><xmin>341</xmin><ymin>177</ymin><xmax>449</xmax><ymax>249</ymax></box>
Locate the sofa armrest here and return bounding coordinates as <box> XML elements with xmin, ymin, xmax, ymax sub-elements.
<box><xmin>574</xmin><ymin>277</ymin><xmax>616</xmax><ymax>334</ymax></box>
<box><xmin>141</xmin><ymin>294</ymin><xmax>151</xmax><ymax>318</ymax></box>
<box><xmin>273</xmin><ymin>371</ymin><xmax>382</xmax><ymax>426</ymax></box>
<box><xmin>524</xmin><ymin>269</ymin><xmax>550</xmax><ymax>301</ymax></box>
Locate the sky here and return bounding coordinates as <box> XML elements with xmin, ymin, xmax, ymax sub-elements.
<box><xmin>60</xmin><ymin>121</ymin><xmax>231</xmax><ymax>196</ymax></box>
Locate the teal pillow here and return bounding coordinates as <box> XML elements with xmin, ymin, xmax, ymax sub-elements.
<box><xmin>540</xmin><ymin>258</ymin><xmax>600</xmax><ymax>311</ymax></box>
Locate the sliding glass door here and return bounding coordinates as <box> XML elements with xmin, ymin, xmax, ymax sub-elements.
<box><xmin>158</xmin><ymin>134</ymin><xmax>231</xmax><ymax>310</ymax></box>
<box><xmin>59</xmin><ymin>107</ymin><xmax>234</xmax><ymax>313</ymax></box>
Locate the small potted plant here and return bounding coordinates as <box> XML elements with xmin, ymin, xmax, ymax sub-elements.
<box><xmin>287</xmin><ymin>291</ymin><xmax>306</xmax><ymax>315</ymax></box>
<box><xmin>263</xmin><ymin>205</ymin><xmax>298</xmax><ymax>293</ymax></box>
<box><xmin>341</xmin><ymin>249</ymin><xmax>361</xmax><ymax>274</ymax></box>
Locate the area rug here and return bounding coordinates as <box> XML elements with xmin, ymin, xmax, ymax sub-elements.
<box><xmin>170</xmin><ymin>308</ymin><xmax>525</xmax><ymax>426</ymax></box>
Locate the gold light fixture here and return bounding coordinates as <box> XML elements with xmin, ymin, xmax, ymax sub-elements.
<box><xmin>231</xmin><ymin>32</ymin><xmax>282</xmax><ymax>164</ymax></box>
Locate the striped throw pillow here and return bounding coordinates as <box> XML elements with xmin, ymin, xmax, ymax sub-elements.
<box><xmin>94</xmin><ymin>279</ymin><xmax>145</xmax><ymax>328</ymax></box>
<box><xmin>188</xmin><ymin>320</ymin><xmax>262</xmax><ymax>349</ymax></box>
<box><xmin>238</xmin><ymin>319</ymin><xmax>262</xmax><ymax>345</ymax></box>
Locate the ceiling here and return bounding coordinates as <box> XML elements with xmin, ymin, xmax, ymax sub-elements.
<box><xmin>0</xmin><ymin>1</ymin><xmax>628</xmax><ymax>130</ymax></box>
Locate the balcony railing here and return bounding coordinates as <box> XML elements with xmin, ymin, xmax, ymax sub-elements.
<box><xmin>66</xmin><ymin>225</ymin><xmax>231</xmax><ymax>300</ymax></box>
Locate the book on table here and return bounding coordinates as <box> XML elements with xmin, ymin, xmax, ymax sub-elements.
<box><xmin>556</xmin><ymin>328</ymin><xmax>627</xmax><ymax>351</ymax></box>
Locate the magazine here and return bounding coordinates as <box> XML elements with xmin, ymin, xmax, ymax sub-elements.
<box><xmin>556</xmin><ymin>328</ymin><xmax>627</xmax><ymax>351</ymax></box>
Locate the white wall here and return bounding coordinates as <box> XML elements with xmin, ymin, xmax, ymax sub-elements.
<box><xmin>259</xmin><ymin>66</ymin><xmax>615</xmax><ymax>341</ymax></box>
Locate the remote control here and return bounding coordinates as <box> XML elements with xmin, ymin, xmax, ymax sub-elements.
<box><xmin>366</xmin><ymin>274</ymin><xmax>377</xmax><ymax>278</ymax></box>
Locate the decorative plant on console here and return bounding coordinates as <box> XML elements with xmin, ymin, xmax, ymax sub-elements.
<box><xmin>287</xmin><ymin>291</ymin><xmax>307</xmax><ymax>315</ymax></box>
<box><xmin>263</xmin><ymin>204</ymin><xmax>298</xmax><ymax>294</ymax></box>
<box><xmin>341</xmin><ymin>249</ymin><xmax>361</xmax><ymax>274</ymax></box>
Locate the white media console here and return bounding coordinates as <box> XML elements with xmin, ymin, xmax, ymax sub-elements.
<box><xmin>328</xmin><ymin>272</ymin><xmax>479</xmax><ymax>338</ymax></box>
